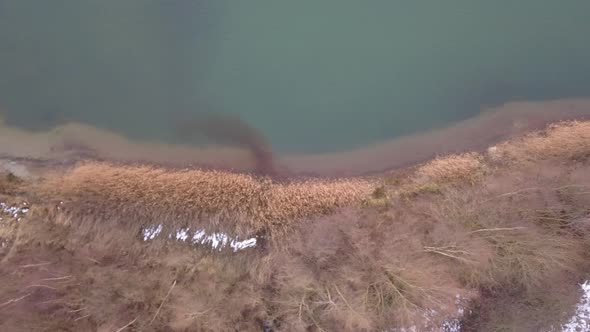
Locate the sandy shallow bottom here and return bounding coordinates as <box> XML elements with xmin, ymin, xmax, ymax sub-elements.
<box><xmin>2</xmin><ymin>98</ymin><xmax>590</xmax><ymax>177</ymax></box>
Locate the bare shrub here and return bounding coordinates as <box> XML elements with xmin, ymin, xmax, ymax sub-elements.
<box><xmin>268</xmin><ymin>210</ymin><xmax>467</xmax><ymax>331</ymax></box>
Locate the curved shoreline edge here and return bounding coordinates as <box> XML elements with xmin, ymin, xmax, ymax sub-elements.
<box><xmin>1</xmin><ymin>97</ymin><xmax>590</xmax><ymax>177</ymax></box>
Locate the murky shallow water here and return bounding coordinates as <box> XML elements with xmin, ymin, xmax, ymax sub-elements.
<box><xmin>1</xmin><ymin>98</ymin><xmax>590</xmax><ymax>177</ymax></box>
<box><xmin>1</xmin><ymin>1</ymin><xmax>590</xmax><ymax>154</ymax></box>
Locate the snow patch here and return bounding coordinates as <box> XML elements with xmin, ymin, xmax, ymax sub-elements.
<box><xmin>562</xmin><ymin>281</ymin><xmax>590</xmax><ymax>332</ymax></box>
<box><xmin>142</xmin><ymin>224</ymin><xmax>257</xmax><ymax>252</ymax></box>
<box><xmin>0</xmin><ymin>201</ymin><xmax>29</xmax><ymax>222</ymax></box>
<box><xmin>142</xmin><ymin>224</ymin><xmax>163</xmax><ymax>241</ymax></box>
<box><xmin>385</xmin><ymin>294</ymin><xmax>464</xmax><ymax>332</ymax></box>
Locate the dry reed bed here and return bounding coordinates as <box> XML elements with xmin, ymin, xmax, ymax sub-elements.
<box><xmin>395</xmin><ymin>120</ymin><xmax>590</xmax><ymax>194</ymax></box>
<box><xmin>414</xmin><ymin>152</ymin><xmax>485</xmax><ymax>185</ymax></box>
<box><xmin>494</xmin><ymin>120</ymin><xmax>590</xmax><ymax>162</ymax></box>
<box><xmin>37</xmin><ymin>163</ymin><xmax>374</xmax><ymax>236</ymax></box>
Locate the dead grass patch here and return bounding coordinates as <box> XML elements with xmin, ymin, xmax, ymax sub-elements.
<box><xmin>34</xmin><ymin>162</ymin><xmax>374</xmax><ymax>239</ymax></box>
<box><xmin>428</xmin><ymin>183</ymin><xmax>587</xmax><ymax>289</ymax></box>
<box><xmin>0</xmin><ymin>172</ymin><xmax>24</xmax><ymax>195</ymax></box>
<box><xmin>393</xmin><ymin>153</ymin><xmax>485</xmax><ymax>199</ymax></box>
<box><xmin>495</xmin><ymin>121</ymin><xmax>590</xmax><ymax>163</ymax></box>
<box><xmin>268</xmin><ymin>210</ymin><xmax>467</xmax><ymax>331</ymax></box>
<box><xmin>414</xmin><ymin>152</ymin><xmax>485</xmax><ymax>185</ymax></box>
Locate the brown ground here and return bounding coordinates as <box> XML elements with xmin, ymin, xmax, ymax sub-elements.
<box><xmin>1</xmin><ymin>118</ymin><xmax>590</xmax><ymax>331</ymax></box>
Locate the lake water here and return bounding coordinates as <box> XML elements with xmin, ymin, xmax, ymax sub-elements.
<box><xmin>1</xmin><ymin>1</ymin><xmax>590</xmax><ymax>154</ymax></box>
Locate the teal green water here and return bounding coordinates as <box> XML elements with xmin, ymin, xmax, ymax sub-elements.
<box><xmin>1</xmin><ymin>1</ymin><xmax>590</xmax><ymax>153</ymax></box>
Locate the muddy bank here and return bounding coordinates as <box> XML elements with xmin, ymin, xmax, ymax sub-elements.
<box><xmin>1</xmin><ymin>98</ymin><xmax>590</xmax><ymax>177</ymax></box>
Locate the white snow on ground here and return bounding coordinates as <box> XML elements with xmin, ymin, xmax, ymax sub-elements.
<box><xmin>386</xmin><ymin>295</ymin><xmax>464</xmax><ymax>332</ymax></box>
<box><xmin>0</xmin><ymin>201</ymin><xmax>28</xmax><ymax>249</ymax></box>
<box><xmin>389</xmin><ymin>281</ymin><xmax>590</xmax><ymax>332</ymax></box>
<box><xmin>562</xmin><ymin>281</ymin><xmax>590</xmax><ymax>332</ymax></box>
<box><xmin>142</xmin><ymin>224</ymin><xmax>163</xmax><ymax>241</ymax></box>
<box><xmin>0</xmin><ymin>200</ymin><xmax>255</xmax><ymax>252</ymax></box>
<box><xmin>438</xmin><ymin>294</ymin><xmax>464</xmax><ymax>332</ymax></box>
<box><xmin>0</xmin><ymin>201</ymin><xmax>29</xmax><ymax>222</ymax></box>
<box><xmin>142</xmin><ymin>224</ymin><xmax>257</xmax><ymax>252</ymax></box>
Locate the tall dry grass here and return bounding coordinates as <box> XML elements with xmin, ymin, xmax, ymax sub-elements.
<box><xmin>36</xmin><ymin>162</ymin><xmax>374</xmax><ymax>237</ymax></box>
<box><xmin>494</xmin><ymin>120</ymin><xmax>590</xmax><ymax>163</ymax></box>
<box><xmin>414</xmin><ymin>152</ymin><xmax>484</xmax><ymax>185</ymax></box>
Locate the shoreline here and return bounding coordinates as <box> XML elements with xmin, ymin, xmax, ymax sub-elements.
<box><xmin>2</xmin><ymin>97</ymin><xmax>590</xmax><ymax>178</ymax></box>
<box><xmin>279</xmin><ymin>98</ymin><xmax>590</xmax><ymax>176</ymax></box>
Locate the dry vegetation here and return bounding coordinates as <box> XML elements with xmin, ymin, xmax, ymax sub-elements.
<box><xmin>414</xmin><ymin>152</ymin><xmax>485</xmax><ymax>185</ymax></box>
<box><xmin>1</xmin><ymin>121</ymin><xmax>590</xmax><ymax>331</ymax></box>
<box><xmin>33</xmin><ymin>163</ymin><xmax>374</xmax><ymax>240</ymax></box>
<box><xmin>493</xmin><ymin>120</ymin><xmax>590</xmax><ymax>163</ymax></box>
